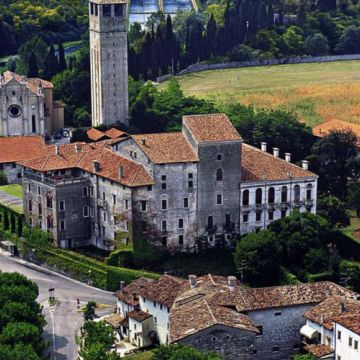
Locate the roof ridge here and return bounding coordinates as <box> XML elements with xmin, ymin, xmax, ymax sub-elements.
<box><xmin>129</xmin><ymin>164</ymin><xmax>142</xmax><ymax>186</ymax></box>
<box><xmin>204</xmin><ymin>299</ymin><xmax>217</xmax><ymax>325</ymax></box>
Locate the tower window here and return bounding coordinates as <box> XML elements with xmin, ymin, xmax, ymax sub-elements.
<box><xmin>216</xmin><ymin>169</ymin><xmax>223</xmax><ymax>181</ymax></box>
<box><xmin>114</xmin><ymin>4</ymin><xmax>123</xmax><ymax>16</ymax></box>
<box><xmin>103</xmin><ymin>4</ymin><xmax>111</xmax><ymax>17</ymax></box>
<box><xmin>90</xmin><ymin>2</ymin><xmax>94</xmax><ymax>15</ymax></box>
<box><xmin>32</xmin><ymin>115</ymin><xmax>36</xmax><ymax>133</ymax></box>
<box><xmin>94</xmin><ymin>4</ymin><xmax>98</xmax><ymax>16</ymax></box>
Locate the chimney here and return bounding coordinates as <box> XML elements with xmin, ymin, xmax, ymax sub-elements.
<box><xmin>93</xmin><ymin>160</ymin><xmax>100</xmax><ymax>172</ymax></box>
<box><xmin>189</xmin><ymin>274</ymin><xmax>197</xmax><ymax>289</ymax></box>
<box><xmin>75</xmin><ymin>144</ymin><xmax>82</xmax><ymax>153</ymax></box>
<box><xmin>55</xmin><ymin>144</ymin><xmax>60</xmax><ymax>155</ymax></box>
<box><xmin>285</xmin><ymin>153</ymin><xmax>291</xmax><ymax>162</ymax></box>
<box><xmin>228</xmin><ymin>276</ymin><xmax>237</xmax><ymax>292</ymax></box>
<box><xmin>339</xmin><ymin>302</ymin><xmax>345</xmax><ymax>314</ymax></box>
<box><xmin>141</xmin><ymin>138</ymin><xmax>146</xmax><ymax>146</ymax></box>
<box><xmin>273</xmin><ymin>147</ymin><xmax>279</xmax><ymax>157</ymax></box>
<box><xmin>302</xmin><ymin>160</ymin><xmax>309</xmax><ymax>171</ymax></box>
<box><xmin>118</xmin><ymin>165</ymin><xmax>123</xmax><ymax>178</ymax></box>
<box><xmin>120</xmin><ymin>281</ymin><xmax>125</xmax><ymax>290</ymax></box>
<box><xmin>261</xmin><ymin>142</ymin><xmax>267</xmax><ymax>152</ymax></box>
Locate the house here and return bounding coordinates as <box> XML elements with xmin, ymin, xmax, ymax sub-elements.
<box><xmin>114</xmin><ymin>274</ymin><xmax>357</xmax><ymax>360</ymax></box>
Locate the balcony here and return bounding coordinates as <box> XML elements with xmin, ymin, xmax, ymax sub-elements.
<box><xmin>24</xmin><ymin>170</ymin><xmax>88</xmax><ymax>187</ymax></box>
<box><xmin>305</xmin><ymin>199</ymin><xmax>314</xmax><ymax>207</ymax></box>
<box><xmin>280</xmin><ymin>202</ymin><xmax>290</xmax><ymax>209</ymax></box>
<box><xmin>267</xmin><ymin>203</ymin><xmax>277</xmax><ymax>211</ymax></box>
<box><xmin>293</xmin><ymin>200</ymin><xmax>304</xmax><ymax>208</ymax></box>
<box><xmin>97</xmin><ymin>199</ymin><xmax>108</xmax><ymax>209</ymax></box>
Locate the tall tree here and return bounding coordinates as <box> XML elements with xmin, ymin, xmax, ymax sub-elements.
<box><xmin>43</xmin><ymin>45</ymin><xmax>59</xmax><ymax>80</ymax></box>
<box><xmin>58</xmin><ymin>42</ymin><xmax>67</xmax><ymax>72</ymax></box>
<box><xmin>205</xmin><ymin>14</ymin><xmax>217</xmax><ymax>57</ymax></box>
<box><xmin>27</xmin><ymin>53</ymin><xmax>39</xmax><ymax>78</ymax></box>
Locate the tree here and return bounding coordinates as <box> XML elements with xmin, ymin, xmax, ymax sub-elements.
<box><xmin>26</xmin><ymin>53</ymin><xmax>38</xmax><ymax>78</ymax></box>
<box><xmin>152</xmin><ymin>344</ymin><xmax>223</xmax><ymax>359</ymax></box>
<box><xmin>234</xmin><ymin>230</ymin><xmax>282</xmax><ymax>286</ymax></box>
<box><xmin>58</xmin><ymin>42</ymin><xmax>67</xmax><ymax>72</ymax></box>
<box><xmin>83</xmin><ymin>301</ymin><xmax>96</xmax><ymax>321</ymax></box>
<box><xmin>79</xmin><ymin>321</ymin><xmax>119</xmax><ymax>360</ymax></box>
<box><xmin>297</xmin><ymin>0</ymin><xmax>307</xmax><ymax>25</ymax></box>
<box><xmin>228</xmin><ymin>44</ymin><xmax>255</xmax><ymax>62</ymax></box>
<box><xmin>304</xmin><ymin>33</ymin><xmax>329</xmax><ymax>56</ymax></box>
<box><xmin>336</xmin><ymin>26</ymin><xmax>360</xmax><ymax>54</ymax></box>
<box><xmin>309</xmin><ymin>130</ymin><xmax>359</xmax><ymax>199</ymax></box>
<box><xmin>317</xmin><ymin>196</ymin><xmax>350</xmax><ymax>227</ymax></box>
<box><xmin>347</xmin><ymin>182</ymin><xmax>360</xmax><ymax>217</ymax></box>
<box><xmin>43</xmin><ymin>45</ymin><xmax>59</xmax><ymax>80</ymax></box>
<box><xmin>282</xmin><ymin>26</ymin><xmax>304</xmax><ymax>55</ymax></box>
<box><xmin>292</xmin><ymin>354</ymin><xmax>316</xmax><ymax>360</ymax></box>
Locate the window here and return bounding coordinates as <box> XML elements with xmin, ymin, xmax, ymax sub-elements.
<box><xmin>161</xmin><ymin>175</ymin><xmax>166</xmax><ymax>181</ymax></box>
<box><xmin>161</xmin><ymin>237</ymin><xmax>167</xmax><ymax>247</ymax></box>
<box><xmin>161</xmin><ymin>199</ymin><xmax>167</xmax><ymax>210</ymax></box>
<box><xmin>94</xmin><ymin>3</ymin><xmax>98</xmax><ymax>15</ymax></box>
<box><xmin>256</xmin><ymin>326</ymin><xmax>263</xmax><ymax>336</ymax></box>
<box><xmin>178</xmin><ymin>219</ymin><xmax>183</xmax><ymax>229</ymax></box>
<box><xmin>207</xmin><ymin>216</ymin><xmax>213</xmax><ymax>229</ymax></box>
<box><xmin>46</xmin><ymin>196</ymin><xmax>53</xmax><ymax>209</ymax></box>
<box><xmin>90</xmin><ymin>2</ymin><xmax>94</xmax><ymax>15</ymax></box>
<box><xmin>103</xmin><ymin>4</ymin><xmax>111</xmax><ymax>16</ymax></box>
<box><xmin>272</xmin><ymin>347</ymin><xmax>280</xmax><ymax>352</ymax></box>
<box><xmin>179</xmin><ymin>235</ymin><xmax>184</xmax><ymax>245</ymax></box>
<box><xmin>256</xmin><ymin>211</ymin><xmax>262</xmax><ymax>222</ymax></box>
<box><xmin>225</xmin><ymin>213</ymin><xmax>231</xmax><ymax>227</ymax></box>
<box><xmin>125</xmin><ymin>199</ymin><xmax>128</xmax><ymax>210</ymax></box>
<box><xmin>294</xmin><ymin>184</ymin><xmax>300</xmax><ymax>202</ymax></box>
<box><xmin>90</xmin><ymin>187</ymin><xmax>94</xmax><ymax>197</ymax></box>
<box><xmin>162</xmin><ymin>182</ymin><xmax>167</xmax><ymax>190</ymax></box>
<box><xmin>337</xmin><ymin>356</ymin><xmax>341</xmax><ymax>360</ymax></box>
<box><xmin>147</xmin><ymin>185</ymin><xmax>152</xmax><ymax>191</ymax></box>
<box><xmin>28</xmin><ymin>183</ymin><xmax>32</xmax><ymax>192</ymax></box>
<box><xmin>306</xmin><ymin>184</ymin><xmax>313</xmax><ymax>200</ymax></box>
<box><xmin>60</xmin><ymin>220</ymin><xmax>66</xmax><ymax>231</ymax></box>
<box><xmin>154</xmin><ymin>317</ymin><xmax>158</xmax><ymax>324</ymax></box>
<box><xmin>216</xmin><ymin>194</ymin><xmax>222</xmax><ymax>205</ymax></box>
<box><xmin>337</xmin><ymin>330</ymin><xmax>342</xmax><ymax>340</ymax></box>
<box><xmin>47</xmin><ymin>216</ymin><xmax>53</xmax><ymax>230</ymax></box>
<box><xmin>268</xmin><ymin>187</ymin><xmax>275</xmax><ymax>204</ymax></box>
<box><xmin>268</xmin><ymin>210</ymin><xmax>274</xmax><ymax>221</ymax></box>
<box><xmin>349</xmin><ymin>337</ymin><xmax>353</xmax><ymax>347</ymax></box>
<box><xmin>281</xmin><ymin>186</ymin><xmax>288</xmax><ymax>203</ymax></box>
<box><xmin>242</xmin><ymin>190</ymin><xmax>249</xmax><ymax>206</ymax></box>
<box><xmin>28</xmin><ymin>200</ymin><xmax>32</xmax><ymax>212</ymax></box>
<box><xmin>217</xmin><ymin>154</ymin><xmax>222</xmax><ymax>161</ymax></box>
<box><xmin>31</xmin><ymin>115</ymin><xmax>36</xmax><ymax>133</ymax></box>
<box><xmin>355</xmin><ymin>340</ymin><xmax>358</xmax><ymax>350</ymax></box>
<box><xmin>141</xmin><ymin>201</ymin><xmax>147</xmax><ymax>212</ymax></box>
<box><xmin>243</xmin><ymin>213</ymin><xmax>249</xmax><ymax>223</ymax></box>
<box><xmin>59</xmin><ymin>200</ymin><xmax>65</xmax><ymax>211</ymax></box>
<box><xmin>134</xmin><ymin>324</ymin><xmax>137</xmax><ymax>330</ymax></box>
<box><xmin>188</xmin><ymin>174</ymin><xmax>193</xmax><ymax>188</ymax></box>
<box><xmin>83</xmin><ymin>206</ymin><xmax>89</xmax><ymax>217</ymax></box>
<box><xmin>82</xmin><ymin>187</ymin><xmax>88</xmax><ymax>197</ymax></box>
<box><xmin>102</xmin><ymin>192</ymin><xmax>106</xmax><ymax>201</ymax></box>
<box><xmin>184</xmin><ymin>198</ymin><xmax>189</xmax><ymax>208</ymax></box>
<box><xmin>37</xmin><ymin>186</ymin><xmax>41</xmax><ymax>195</ymax></box>
<box><xmin>38</xmin><ymin>203</ymin><xmax>42</xmax><ymax>215</ymax></box>
<box><xmin>112</xmin><ymin>194</ymin><xmax>116</xmax><ymax>205</ymax></box>
<box><xmin>162</xmin><ymin>220</ymin><xmax>167</xmax><ymax>232</ymax></box>
<box><xmin>114</xmin><ymin>4</ymin><xmax>123</xmax><ymax>16</ymax></box>
<box><xmin>216</xmin><ymin>169</ymin><xmax>223</xmax><ymax>181</ymax></box>
<box><xmin>256</xmin><ymin>188</ymin><xmax>262</xmax><ymax>205</ymax></box>
<box><xmin>275</xmin><ymin>311</ymin><xmax>282</xmax><ymax>316</ymax></box>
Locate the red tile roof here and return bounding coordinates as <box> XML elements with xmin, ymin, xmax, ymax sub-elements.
<box><xmin>87</xmin><ymin>128</ymin><xmax>109</xmax><ymax>142</ymax></box>
<box><xmin>333</xmin><ymin>313</ymin><xmax>360</xmax><ymax>336</ymax></box>
<box><xmin>183</xmin><ymin>114</ymin><xmax>241</xmax><ymax>143</ymax></box>
<box><xmin>105</xmin><ymin>128</ymin><xmax>127</xmax><ymax>139</ymax></box>
<box><xmin>0</xmin><ymin>136</ymin><xmax>48</xmax><ymax>164</ymax></box>
<box><xmin>128</xmin><ymin>309</ymin><xmax>152</xmax><ymax>322</ymax></box>
<box><xmin>3</xmin><ymin>71</ymin><xmax>53</xmax><ymax>94</ymax></box>
<box><xmin>115</xmin><ymin>277</ymin><xmax>156</xmax><ymax>306</ymax></box>
<box><xmin>241</xmin><ymin>144</ymin><xmax>316</xmax><ymax>182</ymax></box>
<box><xmin>304</xmin><ymin>344</ymin><xmax>334</xmax><ymax>358</ymax></box>
<box><xmin>313</xmin><ymin>119</ymin><xmax>360</xmax><ymax>141</ymax></box>
<box><xmin>132</xmin><ymin>133</ymin><xmax>198</xmax><ymax>164</ymax></box>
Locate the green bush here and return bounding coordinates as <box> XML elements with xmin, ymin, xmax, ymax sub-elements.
<box><xmin>106</xmin><ymin>249</ymin><xmax>134</xmax><ymax>267</ymax></box>
<box><xmin>307</xmin><ymin>272</ymin><xmax>334</xmax><ymax>282</ymax></box>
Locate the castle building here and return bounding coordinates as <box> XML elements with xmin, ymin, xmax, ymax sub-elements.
<box><xmin>19</xmin><ymin>114</ymin><xmax>318</xmax><ymax>251</ymax></box>
<box><xmin>89</xmin><ymin>0</ymin><xmax>129</xmax><ymax>127</ymax></box>
<box><xmin>113</xmin><ymin>274</ymin><xmax>358</xmax><ymax>360</ymax></box>
<box><xmin>0</xmin><ymin>71</ymin><xmax>64</xmax><ymax>137</ymax></box>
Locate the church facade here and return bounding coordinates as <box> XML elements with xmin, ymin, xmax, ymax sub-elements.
<box><xmin>0</xmin><ymin>71</ymin><xmax>64</xmax><ymax>137</ymax></box>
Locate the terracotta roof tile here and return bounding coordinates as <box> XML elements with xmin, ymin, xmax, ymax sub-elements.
<box><xmin>132</xmin><ymin>133</ymin><xmax>198</xmax><ymax>164</ymax></box>
<box><xmin>115</xmin><ymin>277</ymin><xmax>156</xmax><ymax>306</ymax></box>
<box><xmin>313</xmin><ymin>119</ymin><xmax>360</xmax><ymax>141</ymax></box>
<box><xmin>241</xmin><ymin>144</ymin><xmax>316</xmax><ymax>182</ymax></box>
<box><xmin>304</xmin><ymin>344</ymin><xmax>334</xmax><ymax>358</ymax></box>
<box><xmin>3</xmin><ymin>71</ymin><xmax>53</xmax><ymax>94</ymax></box>
<box><xmin>128</xmin><ymin>309</ymin><xmax>152</xmax><ymax>322</ymax></box>
<box><xmin>103</xmin><ymin>313</ymin><xmax>123</xmax><ymax>328</ymax></box>
<box><xmin>183</xmin><ymin>114</ymin><xmax>241</xmax><ymax>143</ymax></box>
<box><xmin>0</xmin><ymin>136</ymin><xmax>48</xmax><ymax>164</ymax></box>
<box><xmin>333</xmin><ymin>313</ymin><xmax>360</xmax><ymax>335</ymax></box>
<box><xmin>87</xmin><ymin>128</ymin><xmax>109</xmax><ymax>142</ymax></box>
<box><xmin>304</xmin><ymin>296</ymin><xmax>360</xmax><ymax>330</ymax></box>
<box><xmin>105</xmin><ymin>128</ymin><xmax>127</xmax><ymax>139</ymax></box>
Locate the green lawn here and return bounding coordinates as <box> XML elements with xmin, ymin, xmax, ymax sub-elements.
<box><xmin>160</xmin><ymin>60</ymin><xmax>360</xmax><ymax>127</ymax></box>
<box><xmin>125</xmin><ymin>351</ymin><xmax>154</xmax><ymax>360</ymax></box>
<box><xmin>0</xmin><ymin>184</ymin><xmax>23</xmax><ymax>199</ymax></box>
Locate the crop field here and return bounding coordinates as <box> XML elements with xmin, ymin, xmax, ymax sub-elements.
<box><xmin>163</xmin><ymin>60</ymin><xmax>360</xmax><ymax>127</ymax></box>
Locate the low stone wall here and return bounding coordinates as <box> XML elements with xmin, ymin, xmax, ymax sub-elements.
<box><xmin>156</xmin><ymin>53</ymin><xmax>360</xmax><ymax>82</ymax></box>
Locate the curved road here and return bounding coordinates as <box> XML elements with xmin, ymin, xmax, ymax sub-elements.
<box><xmin>0</xmin><ymin>251</ymin><xmax>115</xmax><ymax>360</ymax></box>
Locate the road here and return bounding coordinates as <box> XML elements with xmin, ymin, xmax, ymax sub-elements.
<box><xmin>0</xmin><ymin>252</ymin><xmax>116</xmax><ymax>360</ymax></box>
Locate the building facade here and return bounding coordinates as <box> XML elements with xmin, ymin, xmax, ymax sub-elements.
<box><xmin>0</xmin><ymin>71</ymin><xmax>64</xmax><ymax>137</ymax></box>
<box><xmin>19</xmin><ymin>114</ymin><xmax>318</xmax><ymax>252</ymax></box>
<box><xmin>89</xmin><ymin>0</ymin><xmax>129</xmax><ymax>127</ymax></box>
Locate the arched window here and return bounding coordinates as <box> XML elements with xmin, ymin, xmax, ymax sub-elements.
<box><xmin>268</xmin><ymin>187</ymin><xmax>275</xmax><ymax>204</ymax></box>
<box><xmin>256</xmin><ymin>188</ymin><xmax>262</xmax><ymax>205</ymax></box>
<box><xmin>281</xmin><ymin>186</ymin><xmax>288</xmax><ymax>203</ymax></box>
<box><xmin>207</xmin><ymin>216</ymin><xmax>213</xmax><ymax>229</ymax></box>
<box><xmin>306</xmin><ymin>184</ymin><xmax>313</xmax><ymax>200</ymax></box>
<box><xmin>294</xmin><ymin>185</ymin><xmax>300</xmax><ymax>202</ymax></box>
<box><xmin>242</xmin><ymin>190</ymin><xmax>249</xmax><ymax>206</ymax></box>
<box><xmin>31</xmin><ymin>115</ymin><xmax>36</xmax><ymax>133</ymax></box>
<box><xmin>216</xmin><ymin>169</ymin><xmax>223</xmax><ymax>182</ymax></box>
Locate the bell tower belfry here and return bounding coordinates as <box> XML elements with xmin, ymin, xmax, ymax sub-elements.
<box><xmin>89</xmin><ymin>0</ymin><xmax>129</xmax><ymax>127</ymax></box>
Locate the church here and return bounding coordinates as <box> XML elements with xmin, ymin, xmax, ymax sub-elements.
<box><xmin>0</xmin><ymin>71</ymin><xmax>64</xmax><ymax>137</ymax></box>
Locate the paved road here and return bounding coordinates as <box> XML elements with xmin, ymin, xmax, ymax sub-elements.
<box><xmin>0</xmin><ymin>252</ymin><xmax>116</xmax><ymax>360</ymax></box>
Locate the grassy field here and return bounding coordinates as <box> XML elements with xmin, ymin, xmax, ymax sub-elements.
<box><xmin>161</xmin><ymin>60</ymin><xmax>360</xmax><ymax>127</ymax></box>
<box><xmin>126</xmin><ymin>351</ymin><xmax>154</xmax><ymax>360</ymax></box>
<box><xmin>0</xmin><ymin>184</ymin><xmax>23</xmax><ymax>199</ymax></box>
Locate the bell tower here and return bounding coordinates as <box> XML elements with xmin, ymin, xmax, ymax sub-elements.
<box><xmin>89</xmin><ymin>0</ymin><xmax>129</xmax><ymax>127</ymax></box>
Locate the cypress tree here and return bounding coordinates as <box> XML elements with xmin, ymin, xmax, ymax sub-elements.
<box><xmin>258</xmin><ymin>1</ymin><xmax>268</xmax><ymax>28</ymax></box>
<box><xmin>165</xmin><ymin>15</ymin><xmax>175</xmax><ymax>73</ymax></box>
<box><xmin>141</xmin><ymin>32</ymin><xmax>153</xmax><ymax>79</ymax></box>
<box><xmin>58</xmin><ymin>42</ymin><xmax>67</xmax><ymax>72</ymax></box>
<box><xmin>43</xmin><ymin>45</ymin><xmax>59</xmax><ymax>80</ymax></box>
<box><xmin>297</xmin><ymin>0</ymin><xmax>307</xmax><ymax>25</ymax></box>
<box><xmin>206</xmin><ymin>13</ymin><xmax>217</xmax><ymax>58</ymax></box>
<box><xmin>267</xmin><ymin>0</ymin><xmax>274</xmax><ymax>27</ymax></box>
<box><xmin>27</xmin><ymin>52</ymin><xmax>39</xmax><ymax>78</ymax></box>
